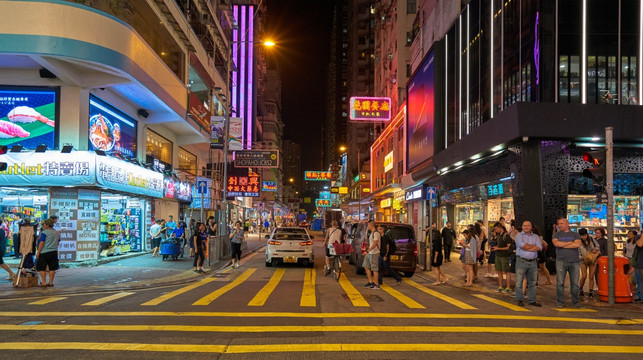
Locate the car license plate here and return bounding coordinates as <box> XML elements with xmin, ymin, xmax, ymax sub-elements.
<box><xmin>390</xmin><ymin>255</ymin><xmax>399</xmax><ymax>260</ymax></box>
<box><xmin>284</xmin><ymin>256</ymin><xmax>297</xmax><ymax>263</ymax></box>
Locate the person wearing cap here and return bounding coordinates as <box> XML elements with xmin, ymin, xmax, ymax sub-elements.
<box><xmin>35</xmin><ymin>218</ymin><xmax>60</xmax><ymax>287</ymax></box>
<box><xmin>514</xmin><ymin>221</ymin><xmax>543</xmax><ymax>307</ymax></box>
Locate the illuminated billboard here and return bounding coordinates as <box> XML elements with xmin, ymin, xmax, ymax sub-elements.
<box><xmin>315</xmin><ymin>199</ymin><xmax>331</xmax><ymax>207</ymax></box>
<box><xmin>88</xmin><ymin>95</ymin><xmax>137</xmax><ymax>158</ymax></box>
<box><xmin>0</xmin><ymin>86</ymin><xmax>58</xmax><ymax>150</ymax></box>
<box><xmin>349</xmin><ymin>96</ymin><xmax>391</xmax><ymax>122</ymax></box>
<box><xmin>305</xmin><ymin>171</ymin><xmax>332</xmax><ymax>181</ymax></box>
<box><xmin>384</xmin><ymin>151</ymin><xmax>394</xmax><ymax>172</ymax></box>
<box><xmin>406</xmin><ymin>49</ymin><xmax>435</xmax><ymax>171</ymax></box>
<box><xmin>262</xmin><ymin>181</ymin><xmax>277</xmax><ymax>192</ymax></box>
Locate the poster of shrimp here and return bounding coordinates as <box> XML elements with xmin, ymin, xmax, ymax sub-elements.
<box><xmin>88</xmin><ymin>95</ymin><xmax>137</xmax><ymax>158</ymax></box>
<box><xmin>0</xmin><ymin>86</ymin><xmax>58</xmax><ymax>149</ymax></box>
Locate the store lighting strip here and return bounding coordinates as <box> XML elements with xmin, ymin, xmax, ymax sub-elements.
<box><xmin>466</xmin><ymin>4</ymin><xmax>470</xmax><ymax>135</ymax></box>
<box><xmin>459</xmin><ymin>16</ymin><xmax>462</xmax><ymax>140</ymax></box>
<box><xmin>490</xmin><ymin>0</ymin><xmax>494</xmax><ymax>119</ymax></box>
<box><xmin>581</xmin><ymin>0</ymin><xmax>587</xmax><ymax>104</ymax></box>
<box><xmin>240</xmin><ymin>5</ymin><xmax>246</xmax><ymax>148</ymax></box>
<box><xmin>445</xmin><ymin>33</ymin><xmax>448</xmax><ymax>148</ymax></box>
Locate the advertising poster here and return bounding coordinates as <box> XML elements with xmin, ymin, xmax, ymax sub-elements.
<box><xmin>229</xmin><ymin>117</ymin><xmax>243</xmax><ymax>151</ymax></box>
<box><xmin>406</xmin><ymin>50</ymin><xmax>435</xmax><ymax>171</ymax></box>
<box><xmin>164</xmin><ymin>177</ymin><xmax>193</xmax><ymax>202</ymax></box>
<box><xmin>262</xmin><ymin>181</ymin><xmax>277</xmax><ymax>192</ymax></box>
<box><xmin>0</xmin><ymin>86</ymin><xmax>58</xmax><ymax>149</ymax></box>
<box><xmin>88</xmin><ymin>95</ymin><xmax>137</xmax><ymax>158</ymax></box>
<box><xmin>76</xmin><ymin>189</ymin><xmax>100</xmax><ymax>261</ymax></box>
<box><xmin>50</xmin><ymin>188</ymin><xmax>78</xmax><ymax>262</ymax></box>
<box><xmin>95</xmin><ymin>155</ymin><xmax>164</xmax><ymax>198</ymax></box>
<box><xmin>210</xmin><ymin>116</ymin><xmax>225</xmax><ymax>149</ymax></box>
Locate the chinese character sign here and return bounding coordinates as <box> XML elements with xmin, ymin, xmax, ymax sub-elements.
<box><xmin>0</xmin><ymin>86</ymin><xmax>57</xmax><ymax>150</ymax></box>
<box><xmin>349</xmin><ymin>97</ymin><xmax>391</xmax><ymax>122</ymax></box>
<box><xmin>305</xmin><ymin>171</ymin><xmax>333</xmax><ymax>181</ymax></box>
<box><xmin>0</xmin><ymin>151</ymin><xmax>95</xmax><ymax>186</ymax></box>
<box><xmin>50</xmin><ymin>189</ymin><xmax>79</xmax><ymax>262</ymax></box>
<box><xmin>227</xmin><ymin>174</ymin><xmax>260</xmax><ymax>197</ymax></box>
<box><xmin>315</xmin><ymin>199</ymin><xmax>331</xmax><ymax>207</ymax></box>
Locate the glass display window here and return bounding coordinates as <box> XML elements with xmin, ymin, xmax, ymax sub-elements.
<box><xmin>567</xmin><ymin>195</ymin><xmax>641</xmax><ymax>251</ymax></box>
<box><xmin>146</xmin><ymin>129</ymin><xmax>172</xmax><ymax>164</ymax></box>
<box><xmin>178</xmin><ymin>147</ymin><xmax>197</xmax><ymax>176</ymax></box>
<box><xmin>455</xmin><ymin>202</ymin><xmax>482</xmax><ymax>243</ymax></box>
<box><xmin>100</xmin><ymin>193</ymin><xmax>146</xmax><ymax>256</ymax></box>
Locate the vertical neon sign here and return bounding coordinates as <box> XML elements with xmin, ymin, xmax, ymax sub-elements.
<box><xmin>232</xmin><ymin>6</ymin><xmax>238</xmax><ymax>121</ymax></box>
<box><xmin>534</xmin><ymin>11</ymin><xmax>540</xmax><ymax>86</ymax></box>
<box><xmin>240</xmin><ymin>6</ymin><xmax>246</xmax><ymax>148</ymax></box>
<box><xmin>248</xmin><ymin>5</ymin><xmax>254</xmax><ymax>149</ymax></box>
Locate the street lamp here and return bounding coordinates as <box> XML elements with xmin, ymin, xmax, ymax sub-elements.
<box><xmin>289</xmin><ymin>177</ymin><xmax>294</xmax><ymax>183</ymax></box>
<box><xmin>263</xmin><ymin>39</ymin><xmax>276</xmax><ymax>47</ymax></box>
<box><xmin>339</xmin><ymin>145</ymin><xmax>347</xmax><ymax>153</ymax></box>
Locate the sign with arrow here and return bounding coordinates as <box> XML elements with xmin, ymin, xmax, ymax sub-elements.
<box><xmin>197</xmin><ymin>180</ymin><xmax>208</xmax><ymax>194</ymax></box>
<box><xmin>426</xmin><ymin>187</ymin><xmax>437</xmax><ymax>200</ymax></box>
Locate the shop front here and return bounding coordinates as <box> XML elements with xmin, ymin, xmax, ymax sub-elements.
<box><xmin>0</xmin><ymin>150</ymin><xmax>164</xmax><ymax>262</ymax></box>
<box><xmin>377</xmin><ymin>197</ymin><xmax>393</xmax><ymax>222</ymax></box>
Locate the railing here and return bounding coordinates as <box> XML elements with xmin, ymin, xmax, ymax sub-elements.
<box><xmin>208</xmin><ymin>235</ymin><xmax>230</xmax><ymax>266</ymax></box>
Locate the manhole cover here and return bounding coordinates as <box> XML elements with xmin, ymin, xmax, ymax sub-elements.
<box><xmin>19</xmin><ymin>321</ymin><xmax>43</xmax><ymax>326</ymax></box>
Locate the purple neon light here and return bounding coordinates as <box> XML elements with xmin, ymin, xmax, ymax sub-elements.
<box><xmin>232</xmin><ymin>6</ymin><xmax>238</xmax><ymax>119</ymax></box>
<box><xmin>240</xmin><ymin>6</ymin><xmax>246</xmax><ymax>148</ymax></box>
<box><xmin>248</xmin><ymin>5</ymin><xmax>254</xmax><ymax>149</ymax></box>
<box><xmin>534</xmin><ymin>11</ymin><xmax>540</xmax><ymax>85</ymax></box>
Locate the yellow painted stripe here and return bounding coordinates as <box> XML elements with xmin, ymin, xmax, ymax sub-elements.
<box><xmin>380</xmin><ymin>284</ymin><xmax>425</xmax><ymax>309</ymax></box>
<box><xmin>337</xmin><ymin>276</ymin><xmax>369</xmax><ymax>307</ymax></box>
<box><xmin>0</xmin><ymin>312</ymin><xmax>639</xmax><ymax>325</ymax></box>
<box><xmin>403</xmin><ymin>278</ymin><xmax>476</xmax><ymax>310</ymax></box>
<box><xmin>248</xmin><ymin>268</ymin><xmax>286</xmax><ymax>307</ymax></box>
<box><xmin>193</xmin><ymin>268</ymin><xmax>256</xmax><ymax>306</ymax></box>
<box><xmin>0</xmin><ymin>342</ymin><xmax>642</xmax><ymax>354</ymax></box>
<box><xmin>1</xmin><ymin>324</ymin><xmax>642</xmax><ymax>336</ymax></box>
<box><xmin>473</xmin><ymin>294</ymin><xmax>530</xmax><ymax>312</ymax></box>
<box><xmin>28</xmin><ymin>297</ymin><xmax>67</xmax><ymax>305</ymax></box>
<box><xmin>300</xmin><ymin>268</ymin><xmax>316</xmax><ymax>307</ymax></box>
<box><xmin>81</xmin><ymin>292</ymin><xmax>135</xmax><ymax>306</ymax></box>
<box><xmin>141</xmin><ymin>278</ymin><xmax>215</xmax><ymax>306</ymax></box>
<box><xmin>553</xmin><ymin>308</ymin><xmax>598</xmax><ymax>313</ymax></box>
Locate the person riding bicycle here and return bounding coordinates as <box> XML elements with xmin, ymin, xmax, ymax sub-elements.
<box><xmin>324</xmin><ymin>220</ymin><xmax>342</xmax><ymax>275</ymax></box>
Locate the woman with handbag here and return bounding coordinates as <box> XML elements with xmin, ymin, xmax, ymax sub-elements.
<box><xmin>578</xmin><ymin>228</ymin><xmax>600</xmax><ymax>298</ymax></box>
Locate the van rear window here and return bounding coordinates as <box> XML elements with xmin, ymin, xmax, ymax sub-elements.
<box><xmin>381</xmin><ymin>226</ymin><xmax>414</xmax><ymax>242</ymax></box>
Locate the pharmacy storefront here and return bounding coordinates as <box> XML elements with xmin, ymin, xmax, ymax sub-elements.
<box><xmin>0</xmin><ymin>151</ymin><xmax>164</xmax><ymax>262</ymax></box>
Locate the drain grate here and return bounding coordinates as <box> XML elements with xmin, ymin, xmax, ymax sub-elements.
<box><xmin>19</xmin><ymin>321</ymin><xmax>43</xmax><ymax>326</ymax></box>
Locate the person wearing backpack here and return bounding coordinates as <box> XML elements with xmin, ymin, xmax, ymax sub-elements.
<box><xmin>377</xmin><ymin>225</ymin><xmax>402</xmax><ymax>286</ymax></box>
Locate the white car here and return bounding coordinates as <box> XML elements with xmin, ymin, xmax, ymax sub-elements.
<box><xmin>265</xmin><ymin>227</ymin><xmax>315</xmax><ymax>267</ymax></box>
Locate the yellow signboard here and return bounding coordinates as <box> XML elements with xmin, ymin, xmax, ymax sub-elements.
<box><xmin>383</xmin><ymin>151</ymin><xmax>394</xmax><ymax>172</ymax></box>
<box><xmin>380</xmin><ymin>198</ymin><xmax>392</xmax><ymax>208</ymax></box>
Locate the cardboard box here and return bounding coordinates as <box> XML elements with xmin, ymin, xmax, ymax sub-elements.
<box><xmin>14</xmin><ymin>274</ymin><xmax>39</xmax><ymax>288</ymax></box>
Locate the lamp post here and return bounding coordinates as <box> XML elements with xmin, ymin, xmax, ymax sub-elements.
<box><xmin>221</xmin><ymin>38</ymin><xmax>277</xmax><ymax>227</ymax></box>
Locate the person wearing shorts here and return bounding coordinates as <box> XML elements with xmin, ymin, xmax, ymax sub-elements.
<box><xmin>362</xmin><ymin>220</ymin><xmax>380</xmax><ymax>289</ymax></box>
<box><xmin>35</xmin><ymin>218</ymin><xmax>60</xmax><ymax>287</ymax></box>
<box><xmin>492</xmin><ymin>222</ymin><xmax>512</xmax><ymax>293</ymax></box>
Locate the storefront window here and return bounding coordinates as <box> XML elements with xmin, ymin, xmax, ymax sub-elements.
<box><xmin>0</xmin><ymin>189</ymin><xmax>50</xmax><ymax>257</ymax></box>
<box><xmin>455</xmin><ymin>202</ymin><xmax>482</xmax><ymax>239</ymax></box>
<box><xmin>100</xmin><ymin>193</ymin><xmax>147</xmax><ymax>255</ymax></box>
<box><xmin>146</xmin><ymin>130</ymin><xmax>172</xmax><ymax>165</ymax></box>
<box><xmin>567</xmin><ymin>195</ymin><xmax>641</xmax><ymax>252</ymax></box>
<box><xmin>178</xmin><ymin>148</ymin><xmax>197</xmax><ymax>176</ymax></box>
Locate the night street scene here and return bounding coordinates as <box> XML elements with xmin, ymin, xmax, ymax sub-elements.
<box><xmin>0</xmin><ymin>0</ymin><xmax>642</xmax><ymax>359</ymax></box>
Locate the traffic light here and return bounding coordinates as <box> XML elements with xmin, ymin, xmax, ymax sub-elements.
<box><xmin>582</xmin><ymin>151</ymin><xmax>606</xmax><ymax>185</ymax></box>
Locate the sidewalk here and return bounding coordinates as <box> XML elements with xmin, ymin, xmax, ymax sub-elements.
<box><xmin>0</xmin><ymin>234</ymin><xmax>266</xmax><ymax>299</ymax></box>
<box><xmin>416</xmin><ymin>251</ymin><xmax>643</xmax><ymax>310</ymax></box>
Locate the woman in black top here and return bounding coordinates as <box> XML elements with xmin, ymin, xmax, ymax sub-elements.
<box><xmin>192</xmin><ymin>222</ymin><xmax>207</xmax><ymax>273</ymax></box>
<box><xmin>431</xmin><ymin>224</ymin><xmax>447</xmax><ymax>285</ymax></box>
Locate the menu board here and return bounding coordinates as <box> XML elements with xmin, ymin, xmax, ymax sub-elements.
<box><xmin>76</xmin><ymin>189</ymin><xmax>100</xmax><ymax>261</ymax></box>
<box><xmin>50</xmin><ymin>189</ymin><xmax>78</xmax><ymax>262</ymax></box>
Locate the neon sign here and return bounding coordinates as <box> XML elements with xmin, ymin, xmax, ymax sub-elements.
<box><xmin>349</xmin><ymin>97</ymin><xmax>391</xmax><ymax>122</ymax></box>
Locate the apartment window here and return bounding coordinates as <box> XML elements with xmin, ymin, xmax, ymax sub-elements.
<box><xmin>359</xmin><ymin>36</ymin><xmax>366</xmax><ymax>45</ymax></box>
<box><xmin>407</xmin><ymin>0</ymin><xmax>416</xmax><ymax>14</ymax></box>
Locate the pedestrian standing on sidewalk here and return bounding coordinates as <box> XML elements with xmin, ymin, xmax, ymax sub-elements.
<box><xmin>625</xmin><ymin>231</ymin><xmax>642</xmax><ymax>302</ymax></box>
<box><xmin>514</xmin><ymin>221</ymin><xmax>543</xmax><ymax>307</ymax></box>
<box><xmin>192</xmin><ymin>222</ymin><xmax>207</xmax><ymax>273</ymax></box>
<box><xmin>0</xmin><ymin>219</ymin><xmax>16</xmax><ymax>280</ymax></box>
<box><xmin>473</xmin><ymin>222</ymin><xmax>485</xmax><ymax>281</ymax></box>
<box><xmin>492</xmin><ymin>222</ymin><xmax>512</xmax><ymax>293</ymax></box>
<box><xmin>362</xmin><ymin>220</ymin><xmax>381</xmax><ymax>289</ymax></box>
<box><xmin>35</xmin><ymin>218</ymin><xmax>60</xmax><ymax>287</ymax></box>
<box><xmin>149</xmin><ymin>219</ymin><xmax>162</xmax><ymax>257</ymax></box>
<box><xmin>441</xmin><ymin>221</ymin><xmax>456</xmax><ymax>262</ymax></box>
<box><xmin>430</xmin><ymin>223</ymin><xmax>447</xmax><ymax>285</ymax></box>
<box><xmin>578</xmin><ymin>228</ymin><xmax>600</xmax><ymax>299</ymax></box>
<box><xmin>378</xmin><ymin>225</ymin><xmax>403</xmax><ymax>286</ymax></box>
<box><xmin>166</xmin><ymin>215</ymin><xmax>177</xmax><ymax>238</ymax></box>
<box><xmin>552</xmin><ymin>218</ymin><xmax>582</xmax><ymax>308</ymax></box>
<box><xmin>173</xmin><ymin>222</ymin><xmax>186</xmax><ymax>258</ymax></box>
<box><xmin>11</xmin><ymin>214</ymin><xmax>21</xmax><ymax>258</ymax></box>
<box><xmin>207</xmin><ymin>216</ymin><xmax>218</xmax><ymax>236</ymax></box>
<box><xmin>627</xmin><ymin>231</ymin><xmax>643</xmax><ymax>302</ymax></box>
<box><xmin>532</xmin><ymin>225</ymin><xmax>552</xmax><ymax>286</ymax></box>
<box><xmin>461</xmin><ymin>229</ymin><xmax>476</xmax><ymax>286</ymax></box>
<box><xmin>485</xmin><ymin>225</ymin><xmax>498</xmax><ymax>278</ymax></box>
<box><xmin>230</xmin><ymin>221</ymin><xmax>244</xmax><ymax>268</ymax></box>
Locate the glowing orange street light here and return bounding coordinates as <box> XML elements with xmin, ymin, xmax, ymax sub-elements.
<box><xmin>263</xmin><ymin>40</ymin><xmax>276</xmax><ymax>47</ymax></box>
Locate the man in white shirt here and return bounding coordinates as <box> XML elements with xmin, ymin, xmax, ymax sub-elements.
<box><xmin>362</xmin><ymin>220</ymin><xmax>381</xmax><ymax>289</ymax></box>
<box><xmin>149</xmin><ymin>220</ymin><xmax>163</xmax><ymax>257</ymax></box>
<box><xmin>324</xmin><ymin>220</ymin><xmax>342</xmax><ymax>274</ymax></box>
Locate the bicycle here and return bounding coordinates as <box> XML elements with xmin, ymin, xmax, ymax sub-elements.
<box><xmin>325</xmin><ymin>254</ymin><xmax>342</xmax><ymax>281</ymax></box>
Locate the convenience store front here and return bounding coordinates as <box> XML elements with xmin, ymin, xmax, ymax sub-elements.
<box><xmin>0</xmin><ymin>151</ymin><xmax>164</xmax><ymax>262</ymax></box>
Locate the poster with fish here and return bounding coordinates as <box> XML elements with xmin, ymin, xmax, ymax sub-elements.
<box><xmin>88</xmin><ymin>95</ymin><xmax>137</xmax><ymax>158</ymax></box>
<box><xmin>0</xmin><ymin>86</ymin><xmax>58</xmax><ymax>149</ymax></box>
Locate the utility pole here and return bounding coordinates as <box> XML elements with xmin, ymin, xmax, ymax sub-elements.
<box><xmin>605</xmin><ymin>126</ymin><xmax>615</xmax><ymax>304</ymax></box>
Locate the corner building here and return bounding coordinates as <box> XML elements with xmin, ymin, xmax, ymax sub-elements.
<box><xmin>407</xmin><ymin>0</ymin><xmax>643</xmax><ymax>249</ymax></box>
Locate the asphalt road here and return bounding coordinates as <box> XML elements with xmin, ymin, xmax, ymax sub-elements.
<box><xmin>0</xmin><ymin>235</ymin><xmax>642</xmax><ymax>359</ymax></box>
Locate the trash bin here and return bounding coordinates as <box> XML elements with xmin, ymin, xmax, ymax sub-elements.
<box><xmin>597</xmin><ymin>256</ymin><xmax>633</xmax><ymax>303</ymax></box>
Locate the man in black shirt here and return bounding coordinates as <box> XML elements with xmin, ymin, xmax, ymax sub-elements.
<box><xmin>441</xmin><ymin>221</ymin><xmax>456</xmax><ymax>262</ymax></box>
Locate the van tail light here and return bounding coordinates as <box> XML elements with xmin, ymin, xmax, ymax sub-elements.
<box><xmin>269</xmin><ymin>240</ymin><xmax>282</xmax><ymax>245</ymax></box>
<box><xmin>299</xmin><ymin>241</ymin><xmax>313</xmax><ymax>246</ymax></box>
<box><xmin>414</xmin><ymin>244</ymin><xmax>418</xmax><ymax>257</ymax></box>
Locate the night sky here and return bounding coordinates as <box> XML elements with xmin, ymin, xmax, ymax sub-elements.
<box><xmin>266</xmin><ymin>0</ymin><xmax>335</xmax><ymax>171</ymax></box>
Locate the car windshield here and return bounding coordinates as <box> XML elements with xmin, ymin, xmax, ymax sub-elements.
<box><xmin>273</xmin><ymin>233</ymin><xmax>308</xmax><ymax>240</ymax></box>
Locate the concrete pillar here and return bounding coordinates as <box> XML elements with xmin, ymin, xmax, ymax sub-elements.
<box><xmin>59</xmin><ymin>86</ymin><xmax>89</xmax><ymax>149</ymax></box>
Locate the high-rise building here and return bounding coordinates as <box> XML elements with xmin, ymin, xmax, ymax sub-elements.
<box><xmin>282</xmin><ymin>140</ymin><xmax>302</xmax><ymax>193</ymax></box>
